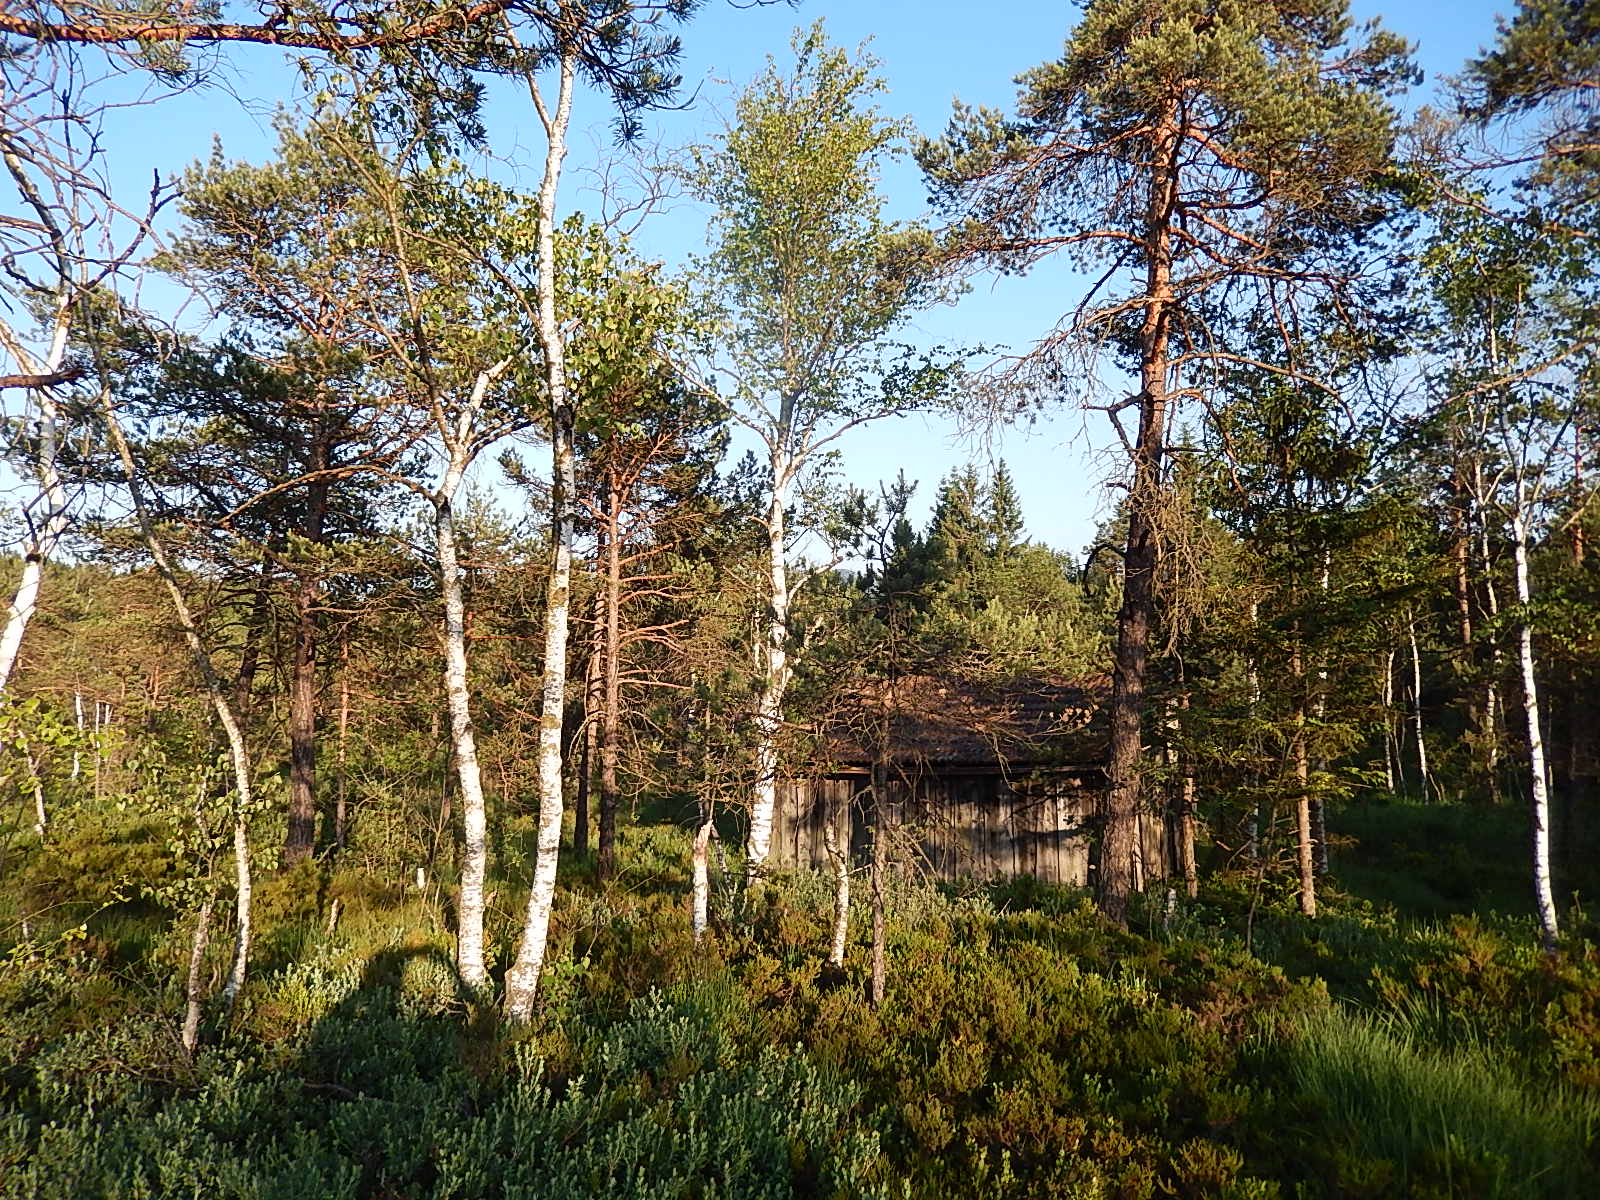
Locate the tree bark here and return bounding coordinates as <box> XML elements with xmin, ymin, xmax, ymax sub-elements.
<box><xmin>334</xmin><ymin>640</ymin><xmax>350</xmax><ymax>853</ymax></box>
<box><xmin>1311</xmin><ymin>553</ymin><xmax>1330</xmax><ymax>875</ymax></box>
<box><xmin>598</xmin><ymin>478</ymin><xmax>622</xmax><ymax>883</ymax></box>
<box><xmin>1102</xmin><ymin>98</ymin><xmax>1179</xmax><ymax>926</ymax></box>
<box><xmin>1293</xmin><ymin>639</ymin><xmax>1316</xmax><ymax>918</ymax></box>
<box><xmin>748</xmin><ymin>445</ymin><xmax>795</xmax><ymax>885</ymax></box>
<box><xmin>181</xmin><ymin>893</ymin><xmax>215</xmax><ymax>1056</ymax></box>
<box><xmin>823</xmin><ymin>813</ymin><xmax>850</xmax><ymax>970</ymax></box>
<box><xmin>1177</xmin><ymin>692</ymin><xmax>1198</xmax><ymax>899</ymax></box>
<box><xmin>1476</xmin><ymin>486</ymin><xmax>1504</xmax><ymax>781</ymax></box>
<box><xmin>1247</xmin><ymin>602</ymin><xmax>1264</xmax><ymax>859</ymax></box>
<box><xmin>23</xmin><ymin>741</ymin><xmax>47</xmax><ymax>838</ymax></box>
<box><xmin>100</xmin><ymin>387</ymin><xmax>254</xmax><ymax>1010</ymax></box>
<box><xmin>870</xmin><ymin>759</ymin><xmax>888</xmax><ymax>1008</ymax></box>
<box><xmin>574</xmin><ymin>585</ymin><xmax>603</xmax><ymax>857</ymax></box>
<box><xmin>505</xmin><ymin>47</ymin><xmax>578</xmax><ymax>1024</ymax></box>
<box><xmin>692</xmin><ymin>802</ymin><xmax>714</xmax><ymax>942</ymax></box>
<box><xmin>283</xmin><ymin>451</ymin><xmax>330</xmax><ymax>867</ymax></box>
<box><xmin>437</xmin><ymin>469</ymin><xmax>488</xmax><ymax>991</ymax></box>
<box><xmin>1408</xmin><ymin>607</ymin><xmax>1431</xmax><ymax>801</ymax></box>
<box><xmin>72</xmin><ymin>691</ymin><xmax>83</xmax><ymax>779</ymax></box>
<box><xmin>283</xmin><ymin>580</ymin><xmax>320</xmax><ymax>865</ymax></box>
<box><xmin>1512</xmin><ymin>507</ymin><xmax>1560</xmax><ymax>951</ymax></box>
<box><xmin>1381</xmin><ymin>648</ymin><xmax>1400</xmax><ymax>793</ymax></box>
<box><xmin>0</xmin><ymin>301</ymin><xmax>73</xmax><ymax>694</ymax></box>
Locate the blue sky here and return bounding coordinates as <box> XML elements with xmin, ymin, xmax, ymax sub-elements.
<box><xmin>51</xmin><ymin>0</ymin><xmax>1517</xmax><ymax>555</ymax></box>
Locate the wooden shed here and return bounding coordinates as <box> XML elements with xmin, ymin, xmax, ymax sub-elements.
<box><xmin>772</xmin><ymin>675</ymin><xmax>1167</xmax><ymax>888</ymax></box>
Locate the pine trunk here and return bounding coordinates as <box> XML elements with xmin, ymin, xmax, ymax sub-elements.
<box><xmin>334</xmin><ymin>643</ymin><xmax>349</xmax><ymax>852</ymax></box>
<box><xmin>598</xmin><ymin>482</ymin><xmax>622</xmax><ymax>883</ymax></box>
<box><xmin>1177</xmin><ymin>694</ymin><xmax>1197</xmax><ymax>899</ymax></box>
<box><xmin>1311</xmin><ymin>554</ymin><xmax>1330</xmax><ymax>875</ymax></box>
<box><xmin>870</xmin><ymin>757</ymin><xmax>888</xmax><ymax>1007</ymax></box>
<box><xmin>283</xmin><ymin>454</ymin><xmax>329</xmax><ymax>867</ymax></box>
<box><xmin>574</xmin><ymin>586</ymin><xmax>603</xmax><ymax>857</ymax></box>
<box><xmin>1102</xmin><ymin>100</ymin><xmax>1178</xmax><ymax>925</ymax></box>
<box><xmin>282</xmin><ymin>581</ymin><xmax>319</xmax><ymax>866</ymax></box>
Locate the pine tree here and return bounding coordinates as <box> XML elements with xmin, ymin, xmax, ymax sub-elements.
<box><xmin>919</xmin><ymin>0</ymin><xmax>1413</xmax><ymax>922</ymax></box>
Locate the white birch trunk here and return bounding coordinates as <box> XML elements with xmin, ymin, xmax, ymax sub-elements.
<box><xmin>1473</xmin><ymin>463</ymin><xmax>1504</xmax><ymax>775</ymax></box>
<box><xmin>747</xmin><ymin>448</ymin><xmax>795</xmax><ymax>883</ymax></box>
<box><xmin>692</xmin><ymin>807</ymin><xmax>714</xmax><ymax>943</ymax></box>
<box><xmin>98</xmin><ymin>387</ymin><xmax>254</xmax><ymax>1008</ymax></box>
<box><xmin>504</xmin><ymin>49</ymin><xmax>577</xmax><ymax>1024</ymax></box>
<box><xmin>0</xmin><ymin>305</ymin><xmax>73</xmax><ymax>694</ymax></box>
<box><xmin>430</xmin><ymin>361</ymin><xmax>510</xmax><ymax>991</ymax></box>
<box><xmin>437</xmin><ymin>474</ymin><xmax>488</xmax><ymax>990</ymax></box>
<box><xmin>1382</xmin><ymin>649</ymin><xmax>1399</xmax><ymax>792</ymax></box>
<box><xmin>23</xmin><ymin>742</ymin><xmax>46</xmax><ymax>837</ymax></box>
<box><xmin>823</xmin><ymin>816</ymin><xmax>849</xmax><ymax>968</ymax></box>
<box><xmin>71</xmin><ymin>690</ymin><xmax>83</xmax><ymax>779</ymax></box>
<box><xmin>1408</xmin><ymin>608</ymin><xmax>1430</xmax><ymax>799</ymax></box>
<box><xmin>1512</xmin><ymin>507</ymin><xmax>1560</xmax><ymax>950</ymax></box>
<box><xmin>181</xmin><ymin>893</ymin><xmax>214</xmax><ymax>1056</ymax></box>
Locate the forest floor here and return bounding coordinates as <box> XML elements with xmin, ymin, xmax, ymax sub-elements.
<box><xmin>2</xmin><ymin>796</ymin><xmax>1598</xmax><ymax>1198</ymax></box>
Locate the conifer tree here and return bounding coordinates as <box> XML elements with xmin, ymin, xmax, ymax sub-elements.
<box><xmin>919</xmin><ymin>0</ymin><xmax>1413</xmax><ymax>922</ymax></box>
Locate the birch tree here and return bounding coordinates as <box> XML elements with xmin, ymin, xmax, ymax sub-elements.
<box><xmin>0</xmin><ymin>76</ymin><xmax>165</xmax><ymax>693</ymax></box>
<box><xmin>691</xmin><ymin>24</ymin><xmax>958</xmax><ymax>884</ymax></box>
<box><xmin>351</xmin><ymin>149</ymin><xmax>531</xmax><ymax>994</ymax></box>
<box><xmin>1420</xmin><ymin>187</ymin><xmax>1593</xmax><ymax>950</ymax></box>
<box><xmin>89</xmin><ymin>349</ymin><xmax>256</xmax><ymax>1013</ymax></box>
<box><xmin>502</xmin><ymin>0</ymin><xmax>704</xmax><ymax>1022</ymax></box>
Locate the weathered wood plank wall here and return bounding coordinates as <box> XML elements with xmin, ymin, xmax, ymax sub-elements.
<box><xmin>772</xmin><ymin>771</ymin><xmax>1167</xmax><ymax>887</ymax></box>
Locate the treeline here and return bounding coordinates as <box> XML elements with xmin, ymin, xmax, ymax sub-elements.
<box><xmin>2</xmin><ymin>0</ymin><xmax>1599</xmax><ymax>1033</ymax></box>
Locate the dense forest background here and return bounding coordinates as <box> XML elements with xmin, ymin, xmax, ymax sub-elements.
<box><xmin>3</xmin><ymin>1</ymin><xmax>1600</xmax><ymax>1197</ymax></box>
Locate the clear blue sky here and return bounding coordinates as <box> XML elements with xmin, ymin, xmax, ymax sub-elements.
<box><xmin>77</xmin><ymin>0</ymin><xmax>1515</xmax><ymax>555</ymax></box>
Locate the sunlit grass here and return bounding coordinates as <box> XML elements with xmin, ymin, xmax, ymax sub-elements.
<box><xmin>1288</xmin><ymin>1004</ymin><xmax>1600</xmax><ymax>1198</ymax></box>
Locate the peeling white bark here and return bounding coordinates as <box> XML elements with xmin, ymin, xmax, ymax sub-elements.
<box><xmin>181</xmin><ymin>893</ymin><xmax>214</xmax><ymax>1056</ymax></box>
<box><xmin>99</xmin><ymin>387</ymin><xmax>254</xmax><ymax>1009</ymax></box>
<box><xmin>432</xmin><ymin>362</ymin><xmax>510</xmax><ymax>991</ymax></box>
<box><xmin>504</xmin><ymin>47</ymin><xmax>577</xmax><ymax>1024</ymax></box>
<box><xmin>438</xmin><ymin>484</ymin><xmax>485</xmax><ymax>988</ymax></box>
<box><xmin>1408</xmin><ymin>608</ymin><xmax>1430</xmax><ymax>799</ymax></box>
<box><xmin>748</xmin><ymin>448</ymin><xmax>795</xmax><ymax>882</ymax></box>
<box><xmin>0</xmin><ymin>306</ymin><xmax>73</xmax><ymax>694</ymax></box>
<box><xmin>823</xmin><ymin>817</ymin><xmax>849</xmax><ymax>968</ymax></box>
<box><xmin>1512</xmin><ymin>506</ymin><xmax>1560</xmax><ymax>951</ymax></box>
<box><xmin>1382</xmin><ymin>649</ymin><xmax>1399</xmax><ymax>792</ymax></box>
<box><xmin>692</xmin><ymin>807</ymin><xmax>714</xmax><ymax>943</ymax></box>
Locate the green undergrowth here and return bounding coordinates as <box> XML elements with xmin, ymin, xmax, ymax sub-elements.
<box><xmin>1</xmin><ymin>814</ymin><xmax>1598</xmax><ymax>1198</ymax></box>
